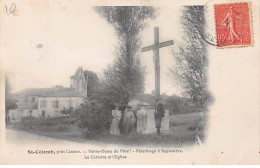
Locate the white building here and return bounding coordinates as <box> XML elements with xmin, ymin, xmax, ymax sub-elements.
<box><xmin>9</xmin><ymin>67</ymin><xmax>88</xmax><ymax>122</ymax></box>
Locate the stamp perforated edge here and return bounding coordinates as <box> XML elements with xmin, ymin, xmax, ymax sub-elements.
<box><xmin>213</xmin><ymin>1</ymin><xmax>254</xmax><ymax>49</ymax></box>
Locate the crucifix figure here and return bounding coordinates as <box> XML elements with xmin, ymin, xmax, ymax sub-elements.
<box><xmin>141</xmin><ymin>27</ymin><xmax>173</xmax><ymax>104</ymax></box>
<box><xmin>141</xmin><ymin>27</ymin><xmax>173</xmax><ymax>136</ymax></box>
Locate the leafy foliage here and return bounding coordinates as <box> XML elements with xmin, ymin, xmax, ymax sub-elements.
<box><xmin>60</xmin><ymin>107</ymin><xmax>75</xmax><ymax>116</ymax></box>
<box><xmin>83</xmin><ymin>70</ymin><xmax>99</xmax><ymax>97</ymax></box>
<box><xmin>95</xmin><ymin>6</ymin><xmax>157</xmax><ymax>106</ymax></box>
<box><xmin>19</xmin><ymin>116</ymin><xmax>74</xmax><ymax>132</ymax></box>
<box><xmin>75</xmin><ymin>100</ymin><xmax>111</xmax><ymax>134</ymax></box>
<box><xmin>171</xmin><ymin>6</ymin><xmax>212</xmax><ymax>111</ymax></box>
<box><xmin>95</xmin><ymin>7</ymin><xmax>157</xmax><ymax>36</ymax></box>
<box><xmin>75</xmin><ymin>7</ymin><xmax>157</xmax><ymax>135</ymax></box>
<box><xmin>21</xmin><ymin>116</ymin><xmax>38</xmax><ymax>122</ymax></box>
<box><xmin>166</xmin><ymin>95</ymin><xmax>200</xmax><ymax>114</ymax></box>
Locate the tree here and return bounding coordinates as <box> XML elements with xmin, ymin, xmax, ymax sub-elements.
<box><xmin>83</xmin><ymin>70</ymin><xmax>99</xmax><ymax>97</ymax></box>
<box><xmin>75</xmin><ymin>99</ymin><xmax>110</xmax><ymax>135</ymax></box>
<box><xmin>171</xmin><ymin>6</ymin><xmax>212</xmax><ymax>112</ymax></box>
<box><xmin>5</xmin><ymin>76</ymin><xmax>17</xmax><ymax>123</ymax></box>
<box><xmin>166</xmin><ymin>95</ymin><xmax>199</xmax><ymax>114</ymax></box>
<box><xmin>95</xmin><ymin>6</ymin><xmax>157</xmax><ymax>106</ymax></box>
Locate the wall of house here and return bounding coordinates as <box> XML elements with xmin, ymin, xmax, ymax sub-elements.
<box><xmin>17</xmin><ymin>95</ymin><xmax>39</xmax><ymax>104</ymax></box>
<box><xmin>26</xmin><ymin>95</ymin><xmax>39</xmax><ymax>103</ymax></box>
<box><xmin>37</xmin><ymin>96</ymin><xmax>84</xmax><ymax>117</ymax></box>
<box><xmin>9</xmin><ymin>109</ymin><xmax>40</xmax><ymax>122</ymax></box>
<box><xmin>70</xmin><ymin>68</ymin><xmax>88</xmax><ymax>96</ymax></box>
<box><xmin>71</xmin><ymin>77</ymin><xmax>87</xmax><ymax>95</ymax></box>
<box><xmin>9</xmin><ymin>97</ymin><xmax>85</xmax><ymax>122</ymax></box>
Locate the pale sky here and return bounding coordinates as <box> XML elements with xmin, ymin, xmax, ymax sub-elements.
<box><xmin>2</xmin><ymin>1</ymin><xmax>183</xmax><ymax>95</ymax></box>
<box><xmin>2</xmin><ymin>1</ymin><xmax>260</xmax><ymax>159</ymax></box>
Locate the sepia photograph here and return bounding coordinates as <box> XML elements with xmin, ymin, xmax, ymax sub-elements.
<box><xmin>0</xmin><ymin>0</ymin><xmax>259</xmax><ymax>165</ymax></box>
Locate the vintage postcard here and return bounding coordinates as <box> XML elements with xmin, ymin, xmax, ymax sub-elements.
<box><xmin>0</xmin><ymin>0</ymin><xmax>259</xmax><ymax>165</ymax></box>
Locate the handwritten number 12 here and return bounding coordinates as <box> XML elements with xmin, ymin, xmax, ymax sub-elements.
<box><xmin>5</xmin><ymin>3</ymin><xmax>16</xmax><ymax>15</ymax></box>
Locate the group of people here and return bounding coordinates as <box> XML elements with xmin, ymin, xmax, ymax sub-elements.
<box><xmin>110</xmin><ymin>102</ymin><xmax>165</xmax><ymax>136</ymax></box>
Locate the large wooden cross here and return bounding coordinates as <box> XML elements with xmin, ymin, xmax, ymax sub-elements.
<box><xmin>141</xmin><ymin>27</ymin><xmax>173</xmax><ymax>104</ymax></box>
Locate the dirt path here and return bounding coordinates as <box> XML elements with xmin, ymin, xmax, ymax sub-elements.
<box><xmin>6</xmin><ymin>128</ymin><xmax>81</xmax><ymax>145</ymax></box>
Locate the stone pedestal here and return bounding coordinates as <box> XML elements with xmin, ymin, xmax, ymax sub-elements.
<box><xmin>144</xmin><ymin>107</ymin><xmax>169</xmax><ymax>134</ymax></box>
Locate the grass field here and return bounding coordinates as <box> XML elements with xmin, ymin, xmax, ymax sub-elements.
<box><xmin>7</xmin><ymin>112</ymin><xmax>204</xmax><ymax>147</ymax></box>
<box><xmin>170</xmin><ymin>112</ymin><xmax>203</xmax><ymax>131</ymax></box>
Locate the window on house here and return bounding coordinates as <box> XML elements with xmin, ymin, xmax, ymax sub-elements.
<box><xmin>29</xmin><ymin>110</ymin><xmax>32</xmax><ymax>116</ymax></box>
<box><xmin>52</xmin><ymin>100</ymin><xmax>59</xmax><ymax>108</ymax></box>
<box><xmin>42</xmin><ymin>111</ymin><xmax>45</xmax><ymax>117</ymax></box>
<box><xmin>40</xmin><ymin>100</ymin><xmax>47</xmax><ymax>108</ymax></box>
<box><xmin>31</xmin><ymin>97</ymin><xmax>35</xmax><ymax>103</ymax></box>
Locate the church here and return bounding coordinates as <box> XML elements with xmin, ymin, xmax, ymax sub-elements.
<box><xmin>9</xmin><ymin>67</ymin><xmax>88</xmax><ymax>122</ymax></box>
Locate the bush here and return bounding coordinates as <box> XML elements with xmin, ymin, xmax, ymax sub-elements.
<box><xmin>54</xmin><ymin>124</ymin><xmax>69</xmax><ymax>132</ymax></box>
<box><xmin>21</xmin><ymin>116</ymin><xmax>37</xmax><ymax>122</ymax></box>
<box><xmin>187</xmin><ymin>122</ymin><xmax>204</xmax><ymax>131</ymax></box>
<box><xmin>75</xmin><ymin>100</ymin><xmax>111</xmax><ymax>135</ymax></box>
<box><xmin>39</xmin><ymin>125</ymin><xmax>50</xmax><ymax>132</ymax></box>
<box><xmin>166</xmin><ymin>96</ymin><xmax>201</xmax><ymax>114</ymax></box>
<box><xmin>18</xmin><ymin>115</ymin><xmax>75</xmax><ymax>132</ymax></box>
<box><xmin>60</xmin><ymin>107</ymin><xmax>76</xmax><ymax>117</ymax></box>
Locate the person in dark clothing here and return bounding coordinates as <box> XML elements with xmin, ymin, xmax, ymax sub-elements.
<box><xmin>154</xmin><ymin>101</ymin><xmax>165</xmax><ymax>136</ymax></box>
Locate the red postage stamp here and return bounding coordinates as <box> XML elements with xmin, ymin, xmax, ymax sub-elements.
<box><xmin>214</xmin><ymin>2</ymin><xmax>253</xmax><ymax>48</ymax></box>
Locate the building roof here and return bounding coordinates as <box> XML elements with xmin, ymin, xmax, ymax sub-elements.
<box><xmin>40</xmin><ymin>90</ymin><xmax>86</xmax><ymax>98</ymax></box>
<box><xmin>17</xmin><ymin>88</ymin><xmax>56</xmax><ymax>96</ymax></box>
<box><xmin>17</xmin><ymin>102</ymin><xmax>38</xmax><ymax>109</ymax></box>
<box><xmin>71</xmin><ymin>66</ymin><xmax>85</xmax><ymax>79</ymax></box>
<box><xmin>16</xmin><ymin>86</ymin><xmax>86</xmax><ymax>98</ymax></box>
